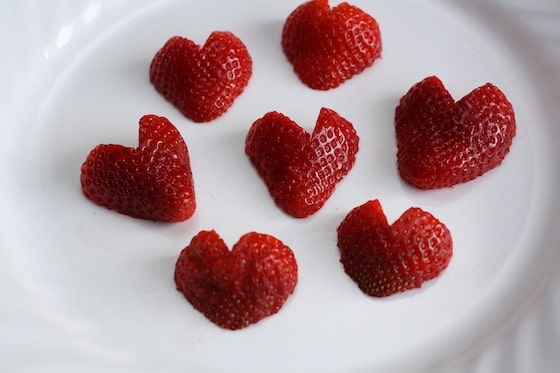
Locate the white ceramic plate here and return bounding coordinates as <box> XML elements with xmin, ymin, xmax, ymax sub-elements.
<box><xmin>2</xmin><ymin>0</ymin><xmax>560</xmax><ymax>372</ymax></box>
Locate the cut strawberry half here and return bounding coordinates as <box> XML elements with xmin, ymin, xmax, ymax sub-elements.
<box><xmin>282</xmin><ymin>0</ymin><xmax>382</xmax><ymax>90</ymax></box>
<box><xmin>245</xmin><ymin>107</ymin><xmax>359</xmax><ymax>218</ymax></box>
<box><xmin>395</xmin><ymin>76</ymin><xmax>516</xmax><ymax>189</ymax></box>
<box><xmin>150</xmin><ymin>31</ymin><xmax>252</xmax><ymax>122</ymax></box>
<box><xmin>337</xmin><ymin>199</ymin><xmax>453</xmax><ymax>297</ymax></box>
<box><xmin>80</xmin><ymin>115</ymin><xmax>195</xmax><ymax>222</ymax></box>
<box><xmin>175</xmin><ymin>230</ymin><xmax>298</xmax><ymax>330</ymax></box>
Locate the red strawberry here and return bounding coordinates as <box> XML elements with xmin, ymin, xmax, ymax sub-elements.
<box><xmin>395</xmin><ymin>76</ymin><xmax>516</xmax><ymax>189</ymax></box>
<box><xmin>337</xmin><ymin>199</ymin><xmax>452</xmax><ymax>297</ymax></box>
<box><xmin>175</xmin><ymin>230</ymin><xmax>298</xmax><ymax>330</ymax></box>
<box><xmin>80</xmin><ymin>114</ymin><xmax>195</xmax><ymax>222</ymax></box>
<box><xmin>245</xmin><ymin>107</ymin><xmax>359</xmax><ymax>218</ymax></box>
<box><xmin>282</xmin><ymin>0</ymin><xmax>382</xmax><ymax>90</ymax></box>
<box><xmin>149</xmin><ymin>31</ymin><xmax>252</xmax><ymax>122</ymax></box>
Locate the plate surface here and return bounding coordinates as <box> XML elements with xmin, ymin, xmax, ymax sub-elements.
<box><xmin>1</xmin><ymin>0</ymin><xmax>560</xmax><ymax>372</ymax></box>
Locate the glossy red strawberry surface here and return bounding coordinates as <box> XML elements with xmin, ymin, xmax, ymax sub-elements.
<box><xmin>80</xmin><ymin>115</ymin><xmax>195</xmax><ymax>222</ymax></box>
<box><xmin>395</xmin><ymin>76</ymin><xmax>516</xmax><ymax>189</ymax></box>
<box><xmin>282</xmin><ymin>0</ymin><xmax>382</xmax><ymax>90</ymax></box>
<box><xmin>175</xmin><ymin>230</ymin><xmax>298</xmax><ymax>330</ymax></box>
<box><xmin>150</xmin><ymin>31</ymin><xmax>252</xmax><ymax>122</ymax></box>
<box><xmin>245</xmin><ymin>107</ymin><xmax>359</xmax><ymax>218</ymax></box>
<box><xmin>337</xmin><ymin>199</ymin><xmax>452</xmax><ymax>297</ymax></box>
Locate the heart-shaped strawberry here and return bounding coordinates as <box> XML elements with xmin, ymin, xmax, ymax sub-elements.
<box><xmin>395</xmin><ymin>76</ymin><xmax>516</xmax><ymax>189</ymax></box>
<box><xmin>337</xmin><ymin>199</ymin><xmax>452</xmax><ymax>297</ymax></box>
<box><xmin>175</xmin><ymin>230</ymin><xmax>298</xmax><ymax>330</ymax></box>
<box><xmin>245</xmin><ymin>107</ymin><xmax>359</xmax><ymax>218</ymax></box>
<box><xmin>149</xmin><ymin>31</ymin><xmax>252</xmax><ymax>123</ymax></box>
<box><xmin>282</xmin><ymin>0</ymin><xmax>382</xmax><ymax>90</ymax></box>
<box><xmin>80</xmin><ymin>114</ymin><xmax>196</xmax><ymax>222</ymax></box>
